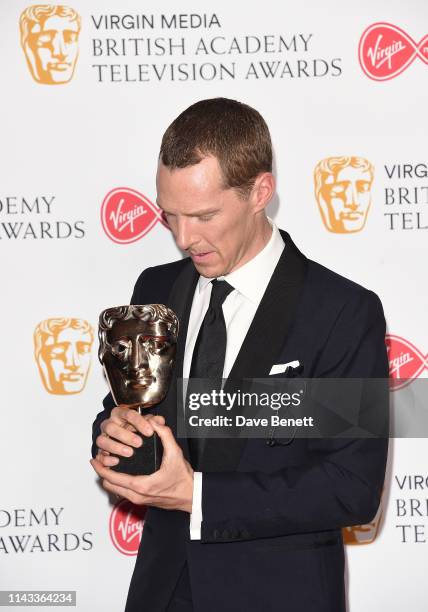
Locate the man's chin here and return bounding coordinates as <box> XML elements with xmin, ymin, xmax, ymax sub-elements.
<box><xmin>193</xmin><ymin>262</ymin><xmax>213</xmax><ymax>277</ymax></box>
<box><xmin>191</xmin><ymin>254</ymin><xmax>221</xmax><ymax>277</ymax></box>
<box><xmin>194</xmin><ymin>261</ymin><xmax>229</xmax><ymax>278</ymax></box>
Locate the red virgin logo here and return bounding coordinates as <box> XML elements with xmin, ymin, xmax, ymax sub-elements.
<box><xmin>359</xmin><ymin>23</ymin><xmax>428</xmax><ymax>81</ymax></box>
<box><xmin>386</xmin><ymin>335</ymin><xmax>428</xmax><ymax>391</ymax></box>
<box><xmin>101</xmin><ymin>187</ymin><xmax>168</xmax><ymax>244</ymax></box>
<box><xmin>109</xmin><ymin>499</ymin><xmax>146</xmax><ymax>556</ymax></box>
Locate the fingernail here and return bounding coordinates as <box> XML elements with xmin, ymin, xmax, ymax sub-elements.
<box><xmin>134</xmin><ymin>436</ymin><xmax>142</xmax><ymax>447</ymax></box>
<box><xmin>123</xmin><ymin>447</ymin><xmax>133</xmax><ymax>457</ymax></box>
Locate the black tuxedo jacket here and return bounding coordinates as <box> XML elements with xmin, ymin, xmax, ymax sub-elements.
<box><xmin>92</xmin><ymin>231</ymin><xmax>389</xmax><ymax>612</ymax></box>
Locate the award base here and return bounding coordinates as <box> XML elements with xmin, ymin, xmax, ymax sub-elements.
<box><xmin>110</xmin><ymin>431</ymin><xmax>163</xmax><ymax>475</ymax></box>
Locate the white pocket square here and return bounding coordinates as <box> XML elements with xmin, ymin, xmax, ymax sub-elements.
<box><xmin>269</xmin><ymin>361</ymin><xmax>301</xmax><ymax>375</ymax></box>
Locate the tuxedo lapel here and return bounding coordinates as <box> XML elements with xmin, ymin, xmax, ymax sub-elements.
<box><xmin>200</xmin><ymin>231</ymin><xmax>308</xmax><ymax>471</ymax></box>
<box><xmin>158</xmin><ymin>258</ymin><xmax>198</xmax><ymax>460</ymax></box>
<box><xmin>168</xmin><ymin>258</ymin><xmax>199</xmax><ymax>382</ymax></box>
<box><xmin>229</xmin><ymin>231</ymin><xmax>307</xmax><ymax>381</ymax></box>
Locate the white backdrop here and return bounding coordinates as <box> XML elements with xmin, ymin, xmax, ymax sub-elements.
<box><xmin>1</xmin><ymin>1</ymin><xmax>427</xmax><ymax>610</ymax></box>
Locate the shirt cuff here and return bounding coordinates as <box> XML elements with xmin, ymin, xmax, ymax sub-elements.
<box><xmin>189</xmin><ymin>471</ymin><xmax>203</xmax><ymax>540</ymax></box>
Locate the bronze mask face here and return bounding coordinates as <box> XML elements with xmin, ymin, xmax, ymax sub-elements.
<box><xmin>98</xmin><ymin>305</ymin><xmax>179</xmax><ymax>408</ymax></box>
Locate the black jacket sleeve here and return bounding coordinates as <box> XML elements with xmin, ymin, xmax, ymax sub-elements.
<box><xmin>200</xmin><ymin>290</ymin><xmax>389</xmax><ymax>543</ymax></box>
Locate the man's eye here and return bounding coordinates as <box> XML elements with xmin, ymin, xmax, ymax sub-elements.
<box><xmin>199</xmin><ymin>214</ymin><xmax>214</xmax><ymax>222</ymax></box>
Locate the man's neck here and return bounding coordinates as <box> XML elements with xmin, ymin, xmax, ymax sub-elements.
<box><xmin>227</xmin><ymin>216</ymin><xmax>273</xmax><ymax>275</ymax></box>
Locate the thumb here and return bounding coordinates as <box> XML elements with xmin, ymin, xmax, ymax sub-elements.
<box><xmin>151</xmin><ymin>421</ymin><xmax>177</xmax><ymax>454</ymax></box>
<box><xmin>146</xmin><ymin>414</ymin><xmax>166</xmax><ymax>426</ymax></box>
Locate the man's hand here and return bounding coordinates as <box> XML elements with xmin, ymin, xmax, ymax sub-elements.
<box><xmin>91</xmin><ymin>414</ymin><xmax>194</xmax><ymax>513</ymax></box>
<box><xmin>95</xmin><ymin>405</ymin><xmax>162</xmax><ymax>468</ymax></box>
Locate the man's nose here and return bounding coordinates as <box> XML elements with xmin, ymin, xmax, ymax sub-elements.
<box><xmin>344</xmin><ymin>183</ymin><xmax>359</xmax><ymax>210</ymax></box>
<box><xmin>129</xmin><ymin>340</ymin><xmax>149</xmax><ymax>372</ymax></box>
<box><xmin>51</xmin><ymin>32</ymin><xmax>67</xmax><ymax>59</ymax></box>
<box><xmin>174</xmin><ymin>218</ymin><xmax>194</xmax><ymax>252</ymax></box>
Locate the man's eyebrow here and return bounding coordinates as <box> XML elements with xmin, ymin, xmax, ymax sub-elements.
<box><xmin>156</xmin><ymin>202</ymin><xmax>220</xmax><ymax>217</ymax></box>
<box><xmin>187</xmin><ymin>208</ymin><xmax>219</xmax><ymax>217</ymax></box>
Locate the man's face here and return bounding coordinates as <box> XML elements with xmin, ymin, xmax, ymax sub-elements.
<box><xmin>156</xmin><ymin>156</ymin><xmax>260</xmax><ymax>278</ymax></box>
<box><xmin>319</xmin><ymin>166</ymin><xmax>372</xmax><ymax>233</ymax></box>
<box><xmin>102</xmin><ymin>318</ymin><xmax>176</xmax><ymax>408</ymax></box>
<box><xmin>38</xmin><ymin>327</ymin><xmax>92</xmax><ymax>394</ymax></box>
<box><xmin>25</xmin><ymin>15</ymin><xmax>79</xmax><ymax>84</ymax></box>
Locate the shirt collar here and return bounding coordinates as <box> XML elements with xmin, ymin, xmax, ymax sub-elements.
<box><xmin>198</xmin><ymin>218</ymin><xmax>285</xmax><ymax>305</ymax></box>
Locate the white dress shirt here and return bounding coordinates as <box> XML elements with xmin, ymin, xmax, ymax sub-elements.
<box><xmin>184</xmin><ymin>218</ymin><xmax>285</xmax><ymax>539</ymax></box>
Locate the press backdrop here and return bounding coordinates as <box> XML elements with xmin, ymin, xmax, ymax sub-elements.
<box><xmin>1</xmin><ymin>1</ymin><xmax>427</xmax><ymax>610</ymax></box>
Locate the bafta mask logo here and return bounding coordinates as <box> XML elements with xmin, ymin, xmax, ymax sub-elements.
<box><xmin>20</xmin><ymin>5</ymin><xmax>81</xmax><ymax>85</ymax></box>
<box><xmin>314</xmin><ymin>157</ymin><xmax>374</xmax><ymax>234</ymax></box>
<box><xmin>34</xmin><ymin>318</ymin><xmax>94</xmax><ymax>395</ymax></box>
<box><xmin>343</xmin><ymin>496</ymin><xmax>383</xmax><ymax>545</ymax></box>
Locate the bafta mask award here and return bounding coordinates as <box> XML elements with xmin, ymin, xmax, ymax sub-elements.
<box><xmin>98</xmin><ymin>304</ymin><xmax>179</xmax><ymax>475</ymax></box>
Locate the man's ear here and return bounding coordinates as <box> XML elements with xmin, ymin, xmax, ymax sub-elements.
<box><xmin>251</xmin><ymin>172</ymin><xmax>275</xmax><ymax>213</ymax></box>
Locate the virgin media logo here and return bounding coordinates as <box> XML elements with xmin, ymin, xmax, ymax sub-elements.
<box><xmin>386</xmin><ymin>334</ymin><xmax>428</xmax><ymax>391</ymax></box>
<box><xmin>101</xmin><ymin>187</ymin><xmax>168</xmax><ymax>244</ymax></box>
<box><xmin>359</xmin><ymin>23</ymin><xmax>428</xmax><ymax>81</ymax></box>
<box><xmin>109</xmin><ymin>499</ymin><xmax>146</xmax><ymax>556</ymax></box>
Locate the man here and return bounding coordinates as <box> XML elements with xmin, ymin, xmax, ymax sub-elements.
<box><xmin>314</xmin><ymin>156</ymin><xmax>374</xmax><ymax>233</ymax></box>
<box><xmin>20</xmin><ymin>5</ymin><xmax>81</xmax><ymax>85</ymax></box>
<box><xmin>91</xmin><ymin>98</ymin><xmax>388</xmax><ymax>611</ymax></box>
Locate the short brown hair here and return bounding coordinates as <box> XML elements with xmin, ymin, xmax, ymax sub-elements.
<box><xmin>159</xmin><ymin>98</ymin><xmax>272</xmax><ymax>198</ymax></box>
